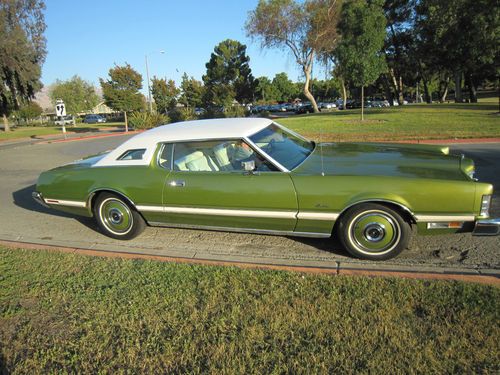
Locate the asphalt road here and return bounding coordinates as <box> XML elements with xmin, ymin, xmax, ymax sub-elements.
<box><xmin>0</xmin><ymin>135</ymin><xmax>498</xmax><ymax>272</ymax></box>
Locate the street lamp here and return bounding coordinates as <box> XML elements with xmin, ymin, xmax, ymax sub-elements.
<box><xmin>145</xmin><ymin>50</ymin><xmax>165</xmax><ymax>113</ymax></box>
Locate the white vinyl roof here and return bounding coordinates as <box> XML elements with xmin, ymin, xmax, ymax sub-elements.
<box><xmin>94</xmin><ymin>117</ymin><xmax>274</xmax><ymax>167</ymax></box>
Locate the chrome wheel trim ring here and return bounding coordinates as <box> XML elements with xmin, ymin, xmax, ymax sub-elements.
<box><xmin>98</xmin><ymin>197</ymin><xmax>133</xmax><ymax>235</ymax></box>
<box><xmin>347</xmin><ymin>210</ymin><xmax>401</xmax><ymax>256</ymax></box>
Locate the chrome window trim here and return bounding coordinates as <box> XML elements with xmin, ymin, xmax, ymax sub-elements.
<box><xmin>156</xmin><ymin>143</ymin><xmax>173</xmax><ymax>170</ymax></box>
<box><xmin>169</xmin><ymin>138</ymin><xmax>283</xmax><ymax>173</ymax></box>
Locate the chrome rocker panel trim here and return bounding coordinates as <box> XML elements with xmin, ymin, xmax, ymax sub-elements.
<box><xmin>148</xmin><ymin>222</ymin><xmax>332</xmax><ymax>239</ymax></box>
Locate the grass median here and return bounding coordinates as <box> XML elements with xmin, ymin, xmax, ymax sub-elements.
<box><xmin>279</xmin><ymin>102</ymin><xmax>500</xmax><ymax>142</ymax></box>
<box><xmin>0</xmin><ymin>246</ymin><xmax>498</xmax><ymax>373</ymax></box>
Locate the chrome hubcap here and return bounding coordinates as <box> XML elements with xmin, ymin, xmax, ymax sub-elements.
<box><xmin>364</xmin><ymin>223</ymin><xmax>386</xmax><ymax>242</ymax></box>
<box><xmin>99</xmin><ymin>198</ymin><xmax>133</xmax><ymax>235</ymax></box>
<box><xmin>348</xmin><ymin>210</ymin><xmax>401</xmax><ymax>255</ymax></box>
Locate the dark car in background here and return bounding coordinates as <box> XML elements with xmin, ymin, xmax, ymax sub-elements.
<box><xmin>84</xmin><ymin>114</ymin><xmax>106</xmax><ymax>124</ymax></box>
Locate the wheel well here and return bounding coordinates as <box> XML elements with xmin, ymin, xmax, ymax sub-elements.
<box><xmin>332</xmin><ymin>200</ymin><xmax>416</xmax><ymax>234</ymax></box>
<box><xmin>88</xmin><ymin>190</ymin><xmax>137</xmax><ymax>217</ymax></box>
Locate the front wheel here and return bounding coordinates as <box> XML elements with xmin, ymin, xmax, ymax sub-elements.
<box><xmin>93</xmin><ymin>193</ymin><xmax>145</xmax><ymax>240</ymax></box>
<box><xmin>337</xmin><ymin>203</ymin><xmax>411</xmax><ymax>261</ymax></box>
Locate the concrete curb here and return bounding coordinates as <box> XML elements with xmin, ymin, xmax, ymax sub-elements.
<box><xmin>1</xmin><ymin>239</ymin><xmax>498</xmax><ymax>286</ymax></box>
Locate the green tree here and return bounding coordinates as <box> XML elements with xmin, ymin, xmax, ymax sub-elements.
<box><xmin>254</xmin><ymin>76</ymin><xmax>277</xmax><ymax>103</ymax></box>
<box><xmin>415</xmin><ymin>0</ymin><xmax>499</xmax><ymax>103</ymax></box>
<box><xmin>203</xmin><ymin>39</ymin><xmax>256</xmax><ymax>109</ymax></box>
<box><xmin>15</xmin><ymin>101</ymin><xmax>43</xmax><ymax>124</ymax></box>
<box><xmin>336</xmin><ymin>0</ymin><xmax>387</xmax><ymax>120</ymax></box>
<box><xmin>100</xmin><ymin>64</ymin><xmax>144</xmax><ymax>131</ymax></box>
<box><xmin>382</xmin><ymin>0</ymin><xmax>418</xmax><ymax>105</ymax></box>
<box><xmin>272</xmin><ymin>73</ymin><xmax>296</xmax><ymax>102</ymax></box>
<box><xmin>151</xmin><ymin>77</ymin><xmax>179</xmax><ymax>114</ymax></box>
<box><xmin>246</xmin><ymin>0</ymin><xmax>342</xmax><ymax>113</ymax></box>
<box><xmin>0</xmin><ymin>0</ymin><xmax>47</xmax><ymax>131</ymax></box>
<box><xmin>179</xmin><ymin>73</ymin><xmax>204</xmax><ymax>109</ymax></box>
<box><xmin>49</xmin><ymin>76</ymin><xmax>99</xmax><ymax>114</ymax></box>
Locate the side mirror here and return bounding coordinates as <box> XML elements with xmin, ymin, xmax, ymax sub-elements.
<box><xmin>242</xmin><ymin>160</ymin><xmax>255</xmax><ymax>172</ymax></box>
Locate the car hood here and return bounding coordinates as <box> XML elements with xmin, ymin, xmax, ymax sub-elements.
<box><xmin>293</xmin><ymin>142</ymin><xmax>470</xmax><ymax>181</ymax></box>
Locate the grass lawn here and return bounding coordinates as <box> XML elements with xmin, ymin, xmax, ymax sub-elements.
<box><xmin>0</xmin><ymin>122</ymin><xmax>126</xmax><ymax>141</ymax></box>
<box><xmin>279</xmin><ymin>102</ymin><xmax>500</xmax><ymax>142</ymax></box>
<box><xmin>0</xmin><ymin>247</ymin><xmax>498</xmax><ymax>373</ymax></box>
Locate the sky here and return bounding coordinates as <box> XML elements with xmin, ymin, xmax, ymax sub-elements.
<box><xmin>42</xmin><ymin>0</ymin><xmax>324</xmax><ymax>95</ymax></box>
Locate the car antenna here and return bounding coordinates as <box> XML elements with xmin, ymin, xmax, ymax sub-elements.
<box><xmin>319</xmin><ymin>120</ymin><xmax>325</xmax><ymax>177</ymax></box>
<box><xmin>318</xmin><ymin>61</ymin><xmax>325</xmax><ymax>177</ymax></box>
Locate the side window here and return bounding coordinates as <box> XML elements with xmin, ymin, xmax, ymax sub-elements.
<box><xmin>173</xmin><ymin>140</ymin><xmax>278</xmax><ymax>172</ymax></box>
<box><xmin>117</xmin><ymin>149</ymin><xmax>146</xmax><ymax>161</ymax></box>
<box><xmin>158</xmin><ymin>143</ymin><xmax>173</xmax><ymax>169</ymax></box>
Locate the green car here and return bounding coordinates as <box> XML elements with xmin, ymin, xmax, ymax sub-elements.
<box><xmin>33</xmin><ymin>118</ymin><xmax>499</xmax><ymax>260</ymax></box>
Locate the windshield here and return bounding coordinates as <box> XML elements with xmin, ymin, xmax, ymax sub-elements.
<box><xmin>249</xmin><ymin>123</ymin><xmax>315</xmax><ymax>170</ymax></box>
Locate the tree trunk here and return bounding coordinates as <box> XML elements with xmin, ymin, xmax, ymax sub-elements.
<box><xmin>398</xmin><ymin>76</ymin><xmax>404</xmax><ymax>104</ymax></box>
<box><xmin>422</xmin><ymin>79</ymin><xmax>432</xmax><ymax>104</ymax></box>
<box><xmin>454</xmin><ymin>71</ymin><xmax>463</xmax><ymax>103</ymax></box>
<box><xmin>302</xmin><ymin>56</ymin><xmax>319</xmax><ymax>113</ymax></box>
<box><xmin>388</xmin><ymin>68</ymin><xmax>401</xmax><ymax>105</ymax></box>
<box><xmin>124</xmin><ymin>111</ymin><xmax>128</xmax><ymax>132</ymax></box>
<box><xmin>383</xmin><ymin>74</ymin><xmax>394</xmax><ymax>105</ymax></box>
<box><xmin>440</xmin><ymin>76</ymin><xmax>450</xmax><ymax>102</ymax></box>
<box><xmin>341</xmin><ymin>77</ymin><xmax>348</xmax><ymax>109</ymax></box>
<box><xmin>467</xmin><ymin>74</ymin><xmax>477</xmax><ymax>103</ymax></box>
<box><xmin>2</xmin><ymin>114</ymin><xmax>10</xmax><ymax>132</ymax></box>
<box><xmin>361</xmin><ymin>86</ymin><xmax>364</xmax><ymax>121</ymax></box>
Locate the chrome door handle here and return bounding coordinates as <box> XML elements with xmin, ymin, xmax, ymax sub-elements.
<box><xmin>168</xmin><ymin>180</ymin><xmax>185</xmax><ymax>187</ymax></box>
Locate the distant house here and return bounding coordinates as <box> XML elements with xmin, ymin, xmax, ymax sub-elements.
<box><xmin>91</xmin><ymin>101</ymin><xmax>116</xmax><ymax>115</ymax></box>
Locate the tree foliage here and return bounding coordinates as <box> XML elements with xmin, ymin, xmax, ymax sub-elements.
<box><xmin>272</xmin><ymin>72</ymin><xmax>297</xmax><ymax>102</ymax></box>
<box><xmin>100</xmin><ymin>64</ymin><xmax>144</xmax><ymax>113</ymax></box>
<box><xmin>151</xmin><ymin>77</ymin><xmax>179</xmax><ymax>114</ymax></box>
<box><xmin>0</xmin><ymin>0</ymin><xmax>47</xmax><ymax>131</ymax></box>
<box><xmin>203</xmin><ymin>39</ymin><xmax>256</xmax><ymax>107</ymax></box>
<box><xmin>100</xmin><ymin>64</ymin><xmax>144</xmax><ymax>131</ymax></box>
<box><xmin>415</xmin><ymin>0</ymin><xmax>499</xmax><ymax>102</ymax></box>
<box><xmin>336</xmin><ymin>0</ymin><xmax>387</xmax><ymax>119</ymax></box>
<box><xmin>246</xmin><ymin>0</ymin><xmax>342</xmax><ymax>112</ymax></box>
<box><xmin>15</xmin><ymin>101</ymin><xmax>43</xmax><ymax>123</ymax></box>
<box><xmin>179</xmin><ymin>73</ymin><xmax>204</xmax><ymax>108</ymax></box>
<box><xmin>49</xmin><ymin>75</ymin><xmax>99</xmax><ymax>114</ymax></box>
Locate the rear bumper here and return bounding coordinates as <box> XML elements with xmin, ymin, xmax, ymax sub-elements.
<box><xmin>472</xmin><ymin>218</ymin><xmax>500</xmax><ymax>236</ymax></box>
<box><xmin>32</xmin><ymin>191</ymin><xmax>50</xmax><ymax>208</ymax></box>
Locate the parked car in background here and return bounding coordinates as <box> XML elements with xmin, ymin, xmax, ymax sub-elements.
<box><xmin>319</xmin><ymin>102</ymin><xmax>337</xmax><ymax>110</ymax></box>
<box><xmin>55</xmin><ymin>115</ymin><xmax>75</xmax><ymax>126</ymax></box>
<box><xmin>33</xmin><ymin>118</ymin><xmax>499</xmax><ymax>261</ymax></box>
<box><xmin>84</xmin><ymin>114</ymin><xmax>106</xmax><ymax>124</ymax></box>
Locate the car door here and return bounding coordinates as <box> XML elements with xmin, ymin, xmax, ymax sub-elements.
<box><xmin>160</xmin><ymin>139</ymin><xmax>298</xmax><ymax>232</ymax></box>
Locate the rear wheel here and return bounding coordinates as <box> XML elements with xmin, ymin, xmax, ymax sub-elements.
<box><xmin>338</xmin><ymin>203</ymin><xmax>411</xmax><ymax>261</ymax></box>
<box><xmin>93</xmin><ymin>193</ymin><xmax>145</xmax><ymax>240</ymax></box>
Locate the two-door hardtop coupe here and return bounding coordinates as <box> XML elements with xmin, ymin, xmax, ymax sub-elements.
<box><xmin>33</xmin><ymin>118</ymin><xmax>500</xmax><ymax>260</ymax></box>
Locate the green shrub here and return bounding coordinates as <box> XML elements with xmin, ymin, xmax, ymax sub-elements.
<box><xmin>129</xmin><ymin>112</ymin><xmax>169</xmax><ymax>129</ymax></box>
<box><xmin>169</xmin><ymin>107</ymin><xmax>197</xmax><ymax>123</ymax></box>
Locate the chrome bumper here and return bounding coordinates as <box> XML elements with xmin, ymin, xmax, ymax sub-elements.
<box><xmin>32</xmin><ymin>191</ymin><xmax>50</xmax><ymax>208</ymax></box>
<box><xmin>472</xmin><ymin>218</ymin><xmax>500</xmax><ymax>236</ymax></box>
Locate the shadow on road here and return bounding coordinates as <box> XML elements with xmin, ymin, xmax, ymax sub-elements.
<box><xmin>12</xmin><ymin>184</ymin><xmax>98</xmax><ymax>231</ymax></box>
<box><xmin>289</xmin><ymin>233</ymin><xmax>349</xmax><ymax>257</ymax></box>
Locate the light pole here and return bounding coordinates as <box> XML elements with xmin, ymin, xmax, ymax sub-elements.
<box><xmin>145</xmin><ymin>50</ymin><xmax>165</xmax><ymax>113</ymax></box>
